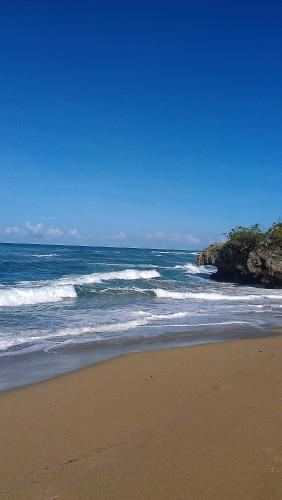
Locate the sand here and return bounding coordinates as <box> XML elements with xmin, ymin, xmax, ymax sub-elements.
<box><xmin>1</xmin><ymin>335</ymin><xmax>282</xmax><ymax>499</ymax></box>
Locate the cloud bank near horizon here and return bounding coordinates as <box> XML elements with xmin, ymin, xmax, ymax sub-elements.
<box><xmin>1</xmin><ymin>223</ymin><xmax>128</xmax><ymax>245</ymax></box>
<box><xmin>145</xmin><ymin>232</ymin><xmax>200</xmax><ymax>244</ymax></box>
<box><xmin>4</xmin><ymin>223</ymin><xmax>72</xmax><ymax>239</ymax></box>
<box><xmin>1</xmin><ymin>223</ymin><xmax>202</xmax><ymax>248</ymax></box>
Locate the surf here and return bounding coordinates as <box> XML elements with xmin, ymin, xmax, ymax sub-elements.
<box><xmin>0</xmin><ymin>285</ymin><xmax>77</xmax><ymax>307</ymax></box>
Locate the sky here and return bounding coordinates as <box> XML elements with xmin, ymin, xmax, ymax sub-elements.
<box><xmin>0</xmin><ymin>0</ymin><xmax>281</xmax><ymax>249</ymax></box>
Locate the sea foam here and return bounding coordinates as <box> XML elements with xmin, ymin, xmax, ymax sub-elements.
<box><xmin>153</xmin><ymin>288</ymin><xmax>280</xmax><ymax>301</ymax></box>
<box><xmin>0</xmin><ymin>285</ymin><xmax>77</xmax><ymax>307</ymax></box>
<box><xmin>29</xmin><ymin>311</ymin><xmax>192</xmax><ymax>342</ymax></box>
<box><xmin>32</xmin><ymin>254</ymin><xmax>59</xmax><ymax>258</ymax></box>
<box><xmin>174</xmin><ymin>263</ymin><xmax>215</xmax><ymax>274</ymax></box>
<box><xmin>52</xmin><ymin>269</ymin><xmax>160</xmax><ymax>286</ymax></box>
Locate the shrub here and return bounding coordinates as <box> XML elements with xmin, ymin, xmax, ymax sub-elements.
<box><xmin>266</xmin><ymin>222</ymin><xmax>282</xmax><ymax>244</ymax></box>
<box><xmin>225</xmin><ymin>224</ymin><xmax>265</xmax><ymax>252</ymax></box>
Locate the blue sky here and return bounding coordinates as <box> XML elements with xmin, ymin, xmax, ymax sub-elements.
<box><xmin>0</xmin><ymin>0</ymin><xmax>281</xmax><ymax>249</ymax></box>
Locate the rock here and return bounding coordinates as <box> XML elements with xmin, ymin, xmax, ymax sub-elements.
<box><xmin>212</xmin><ymin>242</ymin><xmax>252</xmax><ymax>282</ymax></box>
<box><xmin>197</xmin><ymin>238</ymin><xmax>282</xmax><ymax>287</ymax></box>
<box><xmin>247</xmin><ymin>238</ymin><xmax>282</xmax><ymax>286</ymax></box>
<box><xmin>196</xmin><ymin>243</ymin><xmax>223</xmax><ymax>265</ymax></box>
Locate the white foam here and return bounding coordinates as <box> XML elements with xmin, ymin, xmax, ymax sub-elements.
<box><xmin>32</xmin><ymin>254</ymin><xmax>58</xmax><ymax>258</ymax></box>
<box><xmin>0</xmin><ymin>337</ymin><xmax>27</xmax><ymax>351</ymax></box>
<box><xmin>22</xmin><ymin>311</ymin><xmax>193</xmax><ymax>344</ymax></box>
<box><xmin>136</xmin><ymin>310</ymin><xmax>190</xmax><ymax>319</ymax></box>
<box><xmin>38</xmin><ymin>320</ymin><xmax>148</xmax><ymax>339</ymax></box>
<box><xmin>52</xmin><ymin>269</ymin><xmax>160</xmax><ymax>286</ymax></box>
<box><xmin>153</xmin><ymin>288</ymin><xmax>282</xmax><ymax>301</ymax></box>
<box><xmin>0</xmin><ymin>285</ymin><xmax>77</xmax><ymax>307</ymax></box>
<box><xmin>100</xmin><ymin>286</ymin><xmax>151</xmax><ymax>295</ymax></box>
<box><xmin>0</xmin><ymin>316</ymin><xmax>252</xmax><ymax>353</ymax></box>
<box><xmin>174</xmin><ymin>263</ymin><xmax>215</xmax><ymax>274</ymax></box>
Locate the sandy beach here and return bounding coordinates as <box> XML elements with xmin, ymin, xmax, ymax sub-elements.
<box><xmin>1</xmin><ymin>334</ymin><xmax>282</xmax><ymax>499</ymax></box>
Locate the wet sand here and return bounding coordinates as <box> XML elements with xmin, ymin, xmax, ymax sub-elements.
<box><xmin>1</xmin><ymin>334</ymin><xmax>282</xmax><ymax>499</ymax></box>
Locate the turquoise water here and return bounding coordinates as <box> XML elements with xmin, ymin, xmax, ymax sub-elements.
<box><xmin>0</xmin><ymin>243</ymin><xmax>282</xmax><ymax>390</ymax></box>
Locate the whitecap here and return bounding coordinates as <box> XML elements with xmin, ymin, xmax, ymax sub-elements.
<box><xmin>32</xmin><ymin>254</ymin><xmax>59</xmax><ymax>258</ymax></box>
<box><xmin>0</xmin><ymin>285</ymin><xmax>77</xmax><ymax>307</ymax></box>
<box><xmin>28</xmin><ymin>311</ymin><xmax>192</xmax><ymax>341</ymax></box>
<box><xmin>23</xmin><ymin>269</ymin><xmax>161</xmax><ymax>287</ymax></box>
<box><xmin>153</xmin><ymin>288</ymin><xmax>282</xmax><ymax>301</ymax></box>
<box><xmin>174</xmin><ymin>263</ymin><xmax>215</xmax><ymax>274</ymax></box>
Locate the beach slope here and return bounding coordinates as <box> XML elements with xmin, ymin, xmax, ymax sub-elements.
<box><xmin>1</xmin><ymin>335</ymin><xmax>282</xmax><ymax>499</ymax></box>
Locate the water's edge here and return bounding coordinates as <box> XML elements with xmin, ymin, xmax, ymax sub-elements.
<box><xmin>1</xmin><ymin>244</ymin><xmax>282</xmax><ymax>393</ymax></box>
<box><xmin>1</xmin><ymin>325</ymin><xmax>281</xmax><ymax>393</ymax></box>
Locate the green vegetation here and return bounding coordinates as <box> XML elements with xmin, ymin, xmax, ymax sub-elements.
<box><xmin>266</xmin><ymin>222</ymin><xmax>282</xmax><ymax>244</ymax></box>
<box><xmin>225</xmin><ymin>221</ymin><xmax>282</xmax><ymax>251</ymax></box>
<box><xmin>198</xmin><ymin>220</ymin><xmax>282</xmax><ymax>286</ymax></box>
<box><xmin>225</xmin><ymin>224</ymin><xmax>264</xmax><ymax>251</ymax></box>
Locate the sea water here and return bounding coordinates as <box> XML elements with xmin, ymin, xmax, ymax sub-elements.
<box><xmin>0</xmin><ymin>243</ymin><xmax>281</xmax><ymax>390</ymax></box>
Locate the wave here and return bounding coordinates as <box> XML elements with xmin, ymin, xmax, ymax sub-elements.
<box><xmin>0</xmin><ymin>285</ymin><xmax>77</xmax><ymax>307</ymax></box>
<box><xmin>153</xmin><ymin>288</ymin><xmax>282</xmax><ymax>301</ymax></box>
<box><xmin>97</xmin><ymin>286</ymin><xmax>152</xmax><ymax>297</ymax></box>
<box><xmin>26</xmin><ymin>311</ymin><xmax>193</xmax><ymax>342</ymax></box>
<box><xmin>32</xmin><ymin>254</ymin><xmax>59</xmax><ymax>258</ymax></box>
<box><xmin>0</xmin><ymin>311</ymin><xmax>255</xmax><ymax>354</ymax></box>
<box><xmin>52</xmin><ymin>269</ymin><xmax>160</xmax><ymax>286</ymax></box>
<box><xmin>174</xmin><ymin>263</ymin><xmax>215</xmax><ymax>274</ymax></box>
<box><xmin>136</xmin><ymin>310</ymin><xmax>190</xmax><ymax>319</ymax></box>
<box><xmin>0</xmin><ymin>269</ymin><xmax>159</xmax><ymax>307</ymax></box>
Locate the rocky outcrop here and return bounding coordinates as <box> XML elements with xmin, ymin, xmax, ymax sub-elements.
<box><xmin>247</xmin><ymin>239</ymin><xmax>282</xmax><ymax>286</ymax></box>
<box><xmin>196</xmin><ymin>243</ymin><xmax>224</xmax><ymax>265</ymax></box>
<box><xmin>197</xmin><ymin>238</ymin><xmax>282</xmax><ymax>287</ymax></box>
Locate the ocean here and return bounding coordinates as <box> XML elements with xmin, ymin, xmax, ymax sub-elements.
<box><xmin>0</xmin><ymin>243</ymin><xmax>282</xmax><ymax>391</ymax></box>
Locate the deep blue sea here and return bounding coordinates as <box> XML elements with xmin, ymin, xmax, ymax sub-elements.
<box><xmin>1</xmin><ymin>243</ymin><xmax>282</xmax><ymax>391</ymax></box>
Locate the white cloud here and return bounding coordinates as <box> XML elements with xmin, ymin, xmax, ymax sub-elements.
<box><xmin>69</xmin><ymin>228</ymin><xmax>81</xmax><ymax>238</ymax></box>
<box><xmin>25</xmin><ymin>222</ymin><xmax>44</xmax><ymax>235</ymax></box>
<box><xmin>145</xmin><ymin>232</ymin><xmax>200</xmax><ymax>244</ymax></box>
<box><xmin>24</xmin><ymin>223</ymin><xmax>63</xmax><ymax>238</ymax></box>
<box><xmin>3</xmin><ymin>222</ymin><xmax>63</xmax><ymax>239</ymax></box>
<box><xmin>45</xmin><ymin>227</ymin><xmax>63</xmax><ymax>238</ymax></box>
<box><xmin>5</xmin><ymin>226</ymin><xmax>22</xmax><ymax>235</ymax></box>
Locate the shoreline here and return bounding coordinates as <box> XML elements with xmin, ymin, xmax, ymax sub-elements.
<box><xmin>1</xmin><ymin>324</ymin><xmax>280</xmax><ymax>393</ymax></box>
<box><xmin>1</xmin><ymin>334</ymin><xmax>282</xmax><ymax>499</ymax></box>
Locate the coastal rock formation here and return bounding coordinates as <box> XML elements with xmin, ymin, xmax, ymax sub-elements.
<box><xmin>247</xmin><ymin>239</ymin><xmax>282</xmax><ymax>286</ymax></box>
<box><xmin>196</xmin><ymin>243</ymin><xmax>224</xmax><ymax>266</ymax></box>
<box><xmin>197</xmin><ymin>236</ymin><xmax>282</xmax><ymax>287</ymax></box>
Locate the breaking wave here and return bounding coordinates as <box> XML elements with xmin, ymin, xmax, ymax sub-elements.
<box><xmin>0</xmin><ymin>285</ymin><xmax>77</xmax><ymax>307</ymax></box>
<box><xmin>24</xmin><ymin>311</ymin><xmax>193</xmax><ymax>343</ymax></box>
<box><xmin>174</xmin><ymin>263</ymin><xmax>215</xmax><ymax>274</ymax></box>
<box><xmin>32</xmin><ymin>253</ymin><xmax>59</xmax><ymax>258</ymax></box>
<box><xmin>1</xmin><ymin>269</ymin><xmax>160</xmax><ymax>307</ymax></box>
<box><xmin>153</xmin><ymin>288</ymin><xmax>282</xmax><ymax>301</ymax></box>
<box><xmin>23</xmin><ymin>269</ymin><xmax>161</xmax><ymax>287</ymax></box>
